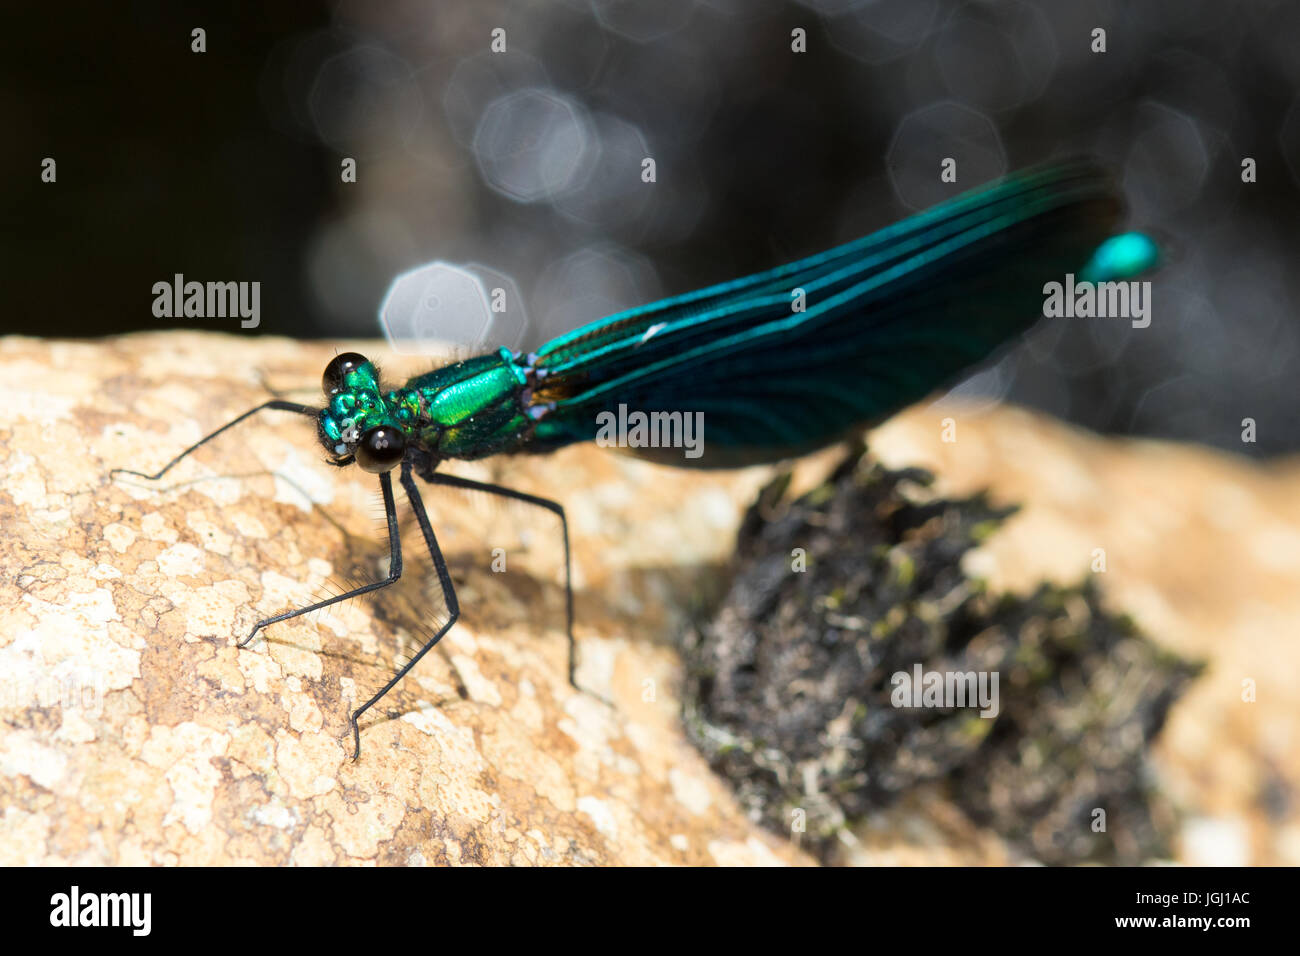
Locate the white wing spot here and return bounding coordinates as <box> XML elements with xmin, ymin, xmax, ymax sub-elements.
<box><xmin>638</xmin><ymin>322</ymin><xmax>667</xmax><ymax>345</ymax></box>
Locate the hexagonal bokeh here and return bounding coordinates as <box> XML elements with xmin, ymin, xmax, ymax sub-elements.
<box><xmin>464</xmin><ymin>263</ymin><xmax>530</xmax><ymax>352</ymax></box>
<box><xmin>825</xmin><ymin>0</ymin><xmax>942</xmax><ymax>64</ymax></box>
<box><xmin>307</xmin><ymin>211</ymin><xmax>416</xmax><ymax>336</ymax></box>
<box><xmin>308</xmin><ymin>45</ymin><xmax>422</xmax><ymax>156</ymax></box>
<box><xmin>886</xmin><ymin>101</ymin><xmax>1006</xmax><ymax>210</ymax></box>
<box><xmin>595</xmin><ymin>43</ymin><xmax>719</xmax><ymax>147</ymax></box>
<box><xmin>1122</xmin><ymin>101</ymin><xmax>1209</xmax><ymax>219</ymax></box>
<box><xmin>526</xmin><ymin>2</ymin><xmax>612</xmax><ymax>91</ymax></box>
<box><xmin>1147</xmin><ymin>48</ymin><xmax>1236</xmax><ymax>134</ymax></box>
<box><xmin>441</xmin><ymin>50</ymin><xmax>550</xmax><ymax>147</ymax></box>
<box><xmin>933</xmin><ymin>1</ymin><xmax>1058</xmax><ymax>112</ymax></box>
<box><xmin>472</xmin><ymin>88</ymin><xmax>596</xmax><ymax>203</ymax></box>
<box><xmin>380</xmin><ymin>261</ymin><xmax>530</xmax><ymax>355</ymax></box>
<box><xmin>553</xmin><ymin>112</ymin><xmax>654</xmax><ymax>229</ymax></box>
<box><xmin>533</xmin><ymin>244</ymin><xmax>662</xmax><ymax>343</ymax></box>
<box><xmin>588</xmin><ymin>0</ymin><xmax>697</xmax><ymax>44</ymax></box>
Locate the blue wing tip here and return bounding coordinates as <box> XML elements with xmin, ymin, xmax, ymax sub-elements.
<box><xmin>1079</xmin><ymin>232</ymin><xmax>1160</xmax><ymax>283</ymax></box>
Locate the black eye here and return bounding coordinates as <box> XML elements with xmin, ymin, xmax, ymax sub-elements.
<box><xmin>354</xmin><ymin>426</ymin><xmax>406</xmax><ymax>473</ymax></box>
<box><xmin>323</xmin><ymin>352</ymin><xmax>369</xmax><ymax>395</ymax></box>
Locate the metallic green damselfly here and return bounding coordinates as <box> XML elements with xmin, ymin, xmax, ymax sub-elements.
<box><xmin>113</xmin><ymin>158</ymin><xmax>1157</xmax><ymax>757</ymax></box>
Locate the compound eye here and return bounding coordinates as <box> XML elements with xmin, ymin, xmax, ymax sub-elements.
<box><xmin>354</xmin><ymin>426</ymin><xmax>406</xmax><ymax>473</ymax></box>
<box><xmin>323</xmin><ymin>352</ymin><xmax>369</xmax><ymax>395</ymax></box>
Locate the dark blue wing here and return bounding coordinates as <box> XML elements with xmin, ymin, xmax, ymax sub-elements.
<box><xmin>530</xmin><ymin>159</ymin><xmax>1130</xmax><ymax>467</ymax></box>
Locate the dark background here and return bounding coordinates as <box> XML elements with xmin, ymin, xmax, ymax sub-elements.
<box><xmin>6</xmin><ymin>0</ymin><xmax>1299</xmax><ymax>455</ymax></box>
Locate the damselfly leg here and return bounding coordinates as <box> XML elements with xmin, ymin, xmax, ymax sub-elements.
<box><xmin>345</xmin><ymin>462</ymin><xmax>462</xmax><ymax>759</ymax></box>
<box><xmin>420</xmin><ymin>470</ymin><xmax>603</xmax><ymax>702</ymax></box>
<box><xmin>239</xmin><ymin>469</ymin><xmax>402</xmax><ymax>649</ymax></box>
<box><xmin>110</xmin><ymin>400</ymin><xmax>316</xmax><ymax>482</ymax></box>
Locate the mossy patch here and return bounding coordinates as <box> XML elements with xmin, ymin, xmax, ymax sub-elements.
<box><xmin>682</xmin><ymin>446</ymin><xmax>1203</xmax><ymax>864</ymax></box>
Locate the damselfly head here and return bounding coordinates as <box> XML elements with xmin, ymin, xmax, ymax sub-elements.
<box><xmin>317</xmin><ymin>352</ymin><xmax>408</xmax><ymax>473</ymax></box>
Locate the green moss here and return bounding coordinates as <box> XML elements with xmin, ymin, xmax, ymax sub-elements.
<box><xmin>892</xmin><ymin>552</ymin><xmax>916</xmax><ymax>587</ymax></box>
<box><xmin>681</xmin><ymin>448</ymin><xmax>1201</xmax><ymax>865</ymax></box>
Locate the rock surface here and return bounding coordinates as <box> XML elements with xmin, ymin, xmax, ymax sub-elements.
<box><xmin>866</xmin><ymin>403</ymin><xmax>1300</xmax><ymax>866</ymax></box>
<box><xmin>0</xmin><ymin>333</ymin><xmax>804</xmax><ymax>865</ymax></box>
<box><xmin>1</xmin><ymin>331</ymin><xmax>1297</xmax><ymax>865</ymax></box>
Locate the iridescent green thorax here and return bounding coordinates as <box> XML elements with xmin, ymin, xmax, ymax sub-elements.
<box><xmin>318</xmin><ymin>348</ymin><xmax>537</xmax><ymax>463</ymax></box>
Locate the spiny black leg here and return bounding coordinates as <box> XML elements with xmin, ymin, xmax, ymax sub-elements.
<box><xmin>347</xmin><ymin>462</ymin><xmax>460</xmax><ymax>759</ymax></box>
<box><xmin>240</xmin><ymin>470</ymin><xmax>402</xmax><ymax>651</ymax></box>
<box><xmin>422</xmin><ymin>471</ymin><xmax>587</xmax><ymax>695</ymax></box>
<box><xmin>111</xmin><ymin>400</ymin><xmax>317</xmax><ymax>482</ymax></box>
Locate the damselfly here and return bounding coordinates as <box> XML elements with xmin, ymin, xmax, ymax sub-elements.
<box><xmin>112</xmin><ymin>158</ymin><xmax>1157</xmax><ymax>757</ymax></box>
